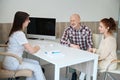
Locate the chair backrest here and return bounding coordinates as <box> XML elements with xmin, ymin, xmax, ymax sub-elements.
<box><xmin>92</xmin><ymin>33</ymin><xmax>117</xmax><ymax>48</ymax></box>
<box><xmin>0</xmin><ymin>44</ymin><xmax>7</xmax><ymax>61</ymax></box>
<box><xmin>92</xmin><ymin>34</ymin><xmax>102</xmax><ymax>48</ymax></box>
<box><xmin>0</xmin><ymin>45</ymin><xmax>32</xmax><ymax>79</ymax></box>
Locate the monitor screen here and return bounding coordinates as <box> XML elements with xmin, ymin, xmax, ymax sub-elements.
<box><xmin>27</xmin><ymin>17</ymin><xmax>56</xmax><ymax>40</ymax></box>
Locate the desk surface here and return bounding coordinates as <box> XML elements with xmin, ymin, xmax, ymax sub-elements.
<box><xmin>29</xmin><ymin>39</ymin><xmax>98</xmax><ymax>68</ymax></box>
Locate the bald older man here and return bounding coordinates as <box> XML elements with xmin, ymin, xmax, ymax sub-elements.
<box><xmin>60</xmin><ymin>14</ymin><xmax>93</xmax><ymax>80</ymax></box>
<box><xmin>60</xmin><ymin>13</ymin><xmax>93</xmax><ymax>50</ymax></box>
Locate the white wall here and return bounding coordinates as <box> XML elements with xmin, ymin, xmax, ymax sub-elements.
<box><xmin>0</xmin><ymin>0</ymin><xmax>119</xmax><ymax>22</ymax></box>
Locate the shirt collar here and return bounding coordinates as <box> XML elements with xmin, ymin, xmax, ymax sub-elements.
<box><xmin>70</xmin><ymin>25</ymin><xmax>83</xmax><ymax>31</ymax></box>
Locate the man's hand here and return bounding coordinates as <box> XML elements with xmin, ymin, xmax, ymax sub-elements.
<box><xmin>70</xmin><ymin>44</ymin><xmax>80</xmax><ymax>49</ymax></box>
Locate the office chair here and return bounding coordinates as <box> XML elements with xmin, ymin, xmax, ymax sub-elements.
<box><xmin>103</xmin><ymin>59</ymin><xmax>120</xmax><ymax>80</ymax></box>
<box><xmin>0</xmin><ymin>44</ymin><xmax>32</xmax><ymax>80</ymax></box>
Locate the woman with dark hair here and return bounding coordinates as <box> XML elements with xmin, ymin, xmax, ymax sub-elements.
<box><xmin>89</xmin><ymin>17</ymin><xmax>117</xmax><ymax>72</ymax></box>
<box><xmin>2</xmin><ymin>11</ymin><xmax>46</xmax><ymax>80</ymax></box>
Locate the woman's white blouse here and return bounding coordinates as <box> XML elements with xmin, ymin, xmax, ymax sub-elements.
<box><xmin>3</xmin><ymin>31</ymin><xmax>28</xmax><ymax>70</ymax></box>
<box><xmin>7</xmin><ymin>31</ymin><xmax>28</xmax><ymax>57</ymax></box>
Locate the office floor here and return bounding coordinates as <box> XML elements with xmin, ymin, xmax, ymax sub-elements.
<box><xmin>42</xmin><ymin>63</ymin><xmax>70</xmax><ymax>80</ymax></box>
<box><xmin>1</xmin><ymin>63</ymin><xmax>120</xmax><ymax>80</ymax></box>
<box><xmin>43</xmin><ymin>63</ymin><xmax>120</xmax><ymax>80</ymax></box>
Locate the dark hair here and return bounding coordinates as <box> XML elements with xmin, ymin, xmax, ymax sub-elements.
<box><xmin>9</xmin><ymin>11</ymin><xmax>29</xmax><ymax>37</ymax></box>
<box><xmin>100</xmin><ymin>17</ymin><xmax>116</xmax><ymax>33</ymax></box>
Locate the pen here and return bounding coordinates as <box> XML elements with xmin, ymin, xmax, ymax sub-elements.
<box><xmin>52</xmin><ymin>52</ymin><xmax>60</xmax><ymax>54</ymax></box>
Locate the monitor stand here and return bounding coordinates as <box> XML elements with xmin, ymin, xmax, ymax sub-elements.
<box><xmin>39</xmin><ymin>38</ymin><xmax>45</xmax><ymax>40</ymax></box>
<box><xmin>28</xmin><ymin>37</ymin><xmax>39</xmax><ymax>40</ymax></box>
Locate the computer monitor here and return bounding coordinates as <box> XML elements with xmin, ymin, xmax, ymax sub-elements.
<box><xmin>27</xmin><ymin>17</ymin><xmax>56</xmax><ymax>40</ymax></box>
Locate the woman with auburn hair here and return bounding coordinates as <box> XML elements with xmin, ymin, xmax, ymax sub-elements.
<box><xmin>89</xmin><ymin>17</ymin><xmax>117</xmax><ymax>72</ymax></box>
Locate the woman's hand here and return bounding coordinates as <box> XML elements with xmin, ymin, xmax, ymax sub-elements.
<box><xmin>88</xmin><ymin>48</ymin><xmax>96</xmax><ymax>53</ymax></box>
<box><xmin>24</xmin><ymin>43</ymin><xmax>40</xmax><ymax>54</ymax></box>
<box><xmin>34</xmin><ymin>45</ymin><xmax>40</xmax><ymax>53</ymax></box>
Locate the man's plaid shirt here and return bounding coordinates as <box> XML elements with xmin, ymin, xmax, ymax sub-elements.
<box><xmin>60</xmin><ymin>25</ymin><xmax>93</xmax><ymax>50</ymax></box>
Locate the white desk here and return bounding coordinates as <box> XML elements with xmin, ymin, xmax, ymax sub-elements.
<box><xmin>28</xmin><ymin>39</ymin><xmax>98</xmax><ymax>80</ymax></box>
